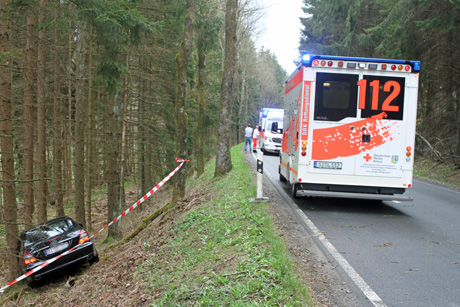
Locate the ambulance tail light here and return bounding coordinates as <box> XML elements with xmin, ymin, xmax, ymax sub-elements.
<box><xmin>405</xmin><ymin>146</ymin><xmax>412</xmax><ymax>161</ymax></box>
<box><xmin>301</xmin><ymin>141</ymin><xmax>307</xmax><ymax>157</ymax></box>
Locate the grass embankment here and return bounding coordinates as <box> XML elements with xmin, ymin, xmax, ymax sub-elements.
<box><xmin>414</xmin><ymin>158</ymin><xmax>460</xmax><ymax>188</ymax></box>
<box><xmin>1</xmin><ymin>144</ymin><xmax>313</xmax><ymax>306</ymax></box>
<box><xmin>140</xmin><ymin>144</ymin><xmax>312</xmax><ymax>306</ymax></box>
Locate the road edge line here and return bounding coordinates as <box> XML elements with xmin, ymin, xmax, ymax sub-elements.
<box><xmin>253</xmin><ymin>152</ymin><xmax>387</xmax><ymax>307</ymax></box>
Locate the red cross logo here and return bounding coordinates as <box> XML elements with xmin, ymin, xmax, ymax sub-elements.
<box><xmin>363</xmin><ymin>153</ymin><xmax>372</xmax><ymax>162</ymax></box>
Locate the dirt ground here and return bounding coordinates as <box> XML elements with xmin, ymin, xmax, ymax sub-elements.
<box><xmin>1</xmin><ymin>155</ymin><xmax>365</xmax><ymax>306</ymax></box>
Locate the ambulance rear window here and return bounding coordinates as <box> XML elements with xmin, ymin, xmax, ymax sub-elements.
<box><xmin>314</xmin><ymin>73</ymin><xmax>358</xmax><ymax>122</ymax></box>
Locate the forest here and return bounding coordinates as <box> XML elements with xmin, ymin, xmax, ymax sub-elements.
<box><xmin>1</xmin><ymin>0</ymin><xmax>459</xmax><ymax>287</ymax></box>
<box><xmin>0</xmin><ymin>0</ymin><xmax>286</xmax><ymax>282</ymax></box>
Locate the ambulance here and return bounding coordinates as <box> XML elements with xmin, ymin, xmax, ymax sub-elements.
<box><xmin>259</xmin><ymin>108</ymin><xmax>284</xmax><ymax>154</ymax></box>
<box><xmin>279</xmin><ymin>54</ymin><xmax>421</xmax><ymax>201</ymax></box>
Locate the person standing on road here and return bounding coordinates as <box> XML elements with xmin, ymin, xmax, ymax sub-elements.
<box><xmin>244</xmin><ymin>124</ymin><xmax>253</xmax><ymax>153</ymax></box>
<box><xmin>253</xmin><ymin>125</ymin><xmax>260</xmax><ymax>152</ymax></box>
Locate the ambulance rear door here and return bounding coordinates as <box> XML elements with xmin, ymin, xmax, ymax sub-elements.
<box><xmin>308</xmin><ymin>65</ymin><xmax>412</xmax><ymax>185</ymax></box>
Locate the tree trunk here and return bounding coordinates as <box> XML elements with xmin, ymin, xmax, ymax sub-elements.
<box><xmin>0</xmin><ymin>0</ymin><xmax>20</xmax><ymax>279</ymax></box>
<box><xmin>93</xmin><ymin>88</ymin><xmax>101</xmax><ymax>187</ymax></box>
<box><xmin>197</xmin><ymin>50</ymin><xmax>206</xmax><ymax>177</ymax></box>
<box><xmin>75</xmin><ymin>22</ymin><xmax>86</xmax><ymax>227</ymax></box>
<box><xmin>119</xmin><ymin>52</ymin><xmax>129</xmax><ymax>217</ymax></box>
<box><xmin>66</xmin><ymin>15</ymin><xmax>73</xmax><ymax>196</ymax></box>
<box><xmin>107</xmin><ymin>94</ymin><xmax>122</xmax><ymax>240</ymax></box>
<box><xmin>86</xmin><ymin>26</ymin><xmax>93</xmax><ymax>229</ymax></box>
<box><xmin>144</xmin><ymin>57</ymin><xmax>152</xmax><ymax>205</ymax></box>
<box><xmin>24</xmin><ymin>9</ymin><xmax>35</xmax><ymax>228</ymax></box>
<box><xmin>172</xmin><ymin>0</ymin><xmax>195</xmax><ymax>204</ymax></box>
<box><xmin>137</xmin><ymin>56</ymin><xmax>145</xmax><ymax>207</ymax></box>
<box><xmin>237</xmin><ymin>67</ymin><xmax>245</xmax><ymax>145</ymax></box>
<box><xmin>36</xmin><ymin>0</ymin><xmax>47</xmax><ymax>224</ymax></box>
<box><xmin>53</xmin><ymin>4</ymin><xmax>64</xmax><ymax>217</ymax></box>
<box><xmin>215</xmin><ymin>0</ymin><xmax>238</xmax><ymax>177</ymax></box>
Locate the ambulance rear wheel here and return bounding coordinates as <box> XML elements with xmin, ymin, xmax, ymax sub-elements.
<box><xmin>279</xmin><ymin>165</ymin><xmax>286</xmax><ymax>182</ymax></box>
<box><xmin>291</xmin><ymin>183</ymin><xmax>299</xmax><ymax>199</ymax></box>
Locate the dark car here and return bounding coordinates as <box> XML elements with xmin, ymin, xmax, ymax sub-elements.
<box><xmin>20</xmin><ymin>216</ymin><xmax>99</xmax><ymax>287</ymax></box>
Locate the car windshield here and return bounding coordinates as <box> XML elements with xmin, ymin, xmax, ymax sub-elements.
<box><xmin>268</xmin><ymin>120</ymin><xmax>283</xmax><ymax>133</ymax></box>
<box><xmin>23</xmin><ymin>219</ymin><xmax>76</xmax><ymax>246</ymax></box>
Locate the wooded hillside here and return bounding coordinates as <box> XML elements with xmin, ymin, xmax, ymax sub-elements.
<box><xmin>299</xmin><ymin>0</ymin><xmax>460</xmax><ymax>165</ymax></box>
<box><xmin>0</xmin><ymin>0</ymin><xmax>285</xmax><ymax>282</ymax></box>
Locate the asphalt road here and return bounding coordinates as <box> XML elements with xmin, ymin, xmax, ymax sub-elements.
<box><xmin>259</xmin><ymin>152</ymin><xmax>460</xmax><ymax>307</ymax></box>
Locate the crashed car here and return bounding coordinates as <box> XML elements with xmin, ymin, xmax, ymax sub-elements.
<box><xmin>20</xmin><ymin>216</ymin><xmax>99</xmax><ymax>287</ymax></box>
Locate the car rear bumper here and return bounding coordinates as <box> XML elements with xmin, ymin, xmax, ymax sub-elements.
<box><xmin>24</xmin><ymin>241</ymin><xmax>97</xmax><ymax>281</ymax></box>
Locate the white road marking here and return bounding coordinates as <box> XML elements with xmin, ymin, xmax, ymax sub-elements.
<box><xmin>257</xmin><ymin>154</ymin><xmax>387</xmax><ymax>307</ymax></box>
<box><xmin>295</xmin><ymin>207</ymin><xmax>387</xmax><ymax>307</ymax></box>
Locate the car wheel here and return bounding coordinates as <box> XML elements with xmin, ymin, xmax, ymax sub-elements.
<box><xmin>26</xmin><ymin>278</ymin><xmax>42</xmax><ymax>288</ymax></box>
<box><xmin>89</xmin><ymin>253</ymin><xmax>99</xmax><ymax>265</ymax></box>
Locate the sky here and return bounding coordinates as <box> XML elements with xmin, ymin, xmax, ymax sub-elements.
<box><xmin>256</xmin><ymin>0</ymin><xmax>305</xmax><ymax>74</ymax></box>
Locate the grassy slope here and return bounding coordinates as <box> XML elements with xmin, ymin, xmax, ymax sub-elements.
<box><xmin>142</xmin><ymin>144</ymin><xmax>313</xmax><ymax>306</ymax></box>
<box><xmin>414</xmin><ymin>157</ymin><xmax>460</xmax><ymax>188</ymax></box>
<box><xmin>1</xmin><ymin>144</ymin><xmax>314</xmax><ymax>306</ymax></box>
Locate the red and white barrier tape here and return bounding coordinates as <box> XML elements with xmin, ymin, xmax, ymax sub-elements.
<box><xmin>0</xmin><ymin>158</ymin><xmax>189</xmax><ymax>293</ymax></box>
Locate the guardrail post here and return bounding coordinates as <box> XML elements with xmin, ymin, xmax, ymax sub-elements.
<box><xmin>251</xmin><ymin>149</ymin><xmax>269</xmax><ymax>202</ymax></box>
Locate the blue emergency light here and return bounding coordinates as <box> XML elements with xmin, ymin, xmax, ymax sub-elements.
<box><xmin>300</xmin><ymin>54</ymin><xmax>421</xmax><ymax>72</ymax></box>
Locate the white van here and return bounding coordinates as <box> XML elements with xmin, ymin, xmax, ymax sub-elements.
<box><xmin>259</xmin><ymin>108</ymin><xmax>284</xmax><ymax>154</ymax></box>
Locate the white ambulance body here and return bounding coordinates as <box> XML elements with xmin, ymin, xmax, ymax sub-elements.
<box><xmin>279</xmin><ymin>55</ymin><xmax>421</xmax><ymax>201</ymax></box>
<box><xmin>259</xmin><ymin>108</ymin><xmax>284</xmax><ymax>154</ymax></box>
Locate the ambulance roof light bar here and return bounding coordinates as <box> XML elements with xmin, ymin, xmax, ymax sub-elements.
<box><xmin>262</xmin><ymin>108</ymin><xmax>283</xmax><ymax>118</ymax></box>
<box><xmin>300</xmin><ymin>54</ymin><xmax>421</xmax><ymax>72</ymax></box>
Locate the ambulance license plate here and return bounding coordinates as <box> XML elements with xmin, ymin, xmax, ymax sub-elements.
<box><xmin>314</xmin><ymin>161</ymin><xmax>342</xmax><ymax>169</ymax></box>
